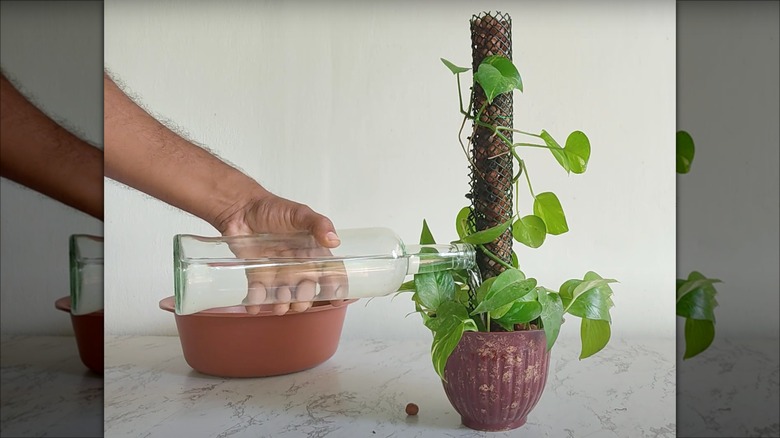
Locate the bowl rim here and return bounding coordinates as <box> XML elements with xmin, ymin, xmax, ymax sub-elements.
<box><xmin>55</xmin><ymin>296</ymin><xmax>104</xmax><ymax>315</ymax></box>
<box><xmin>158</xmin><ymin>296</ymin><xmax>356</xmax><ymax>318</ymax></box>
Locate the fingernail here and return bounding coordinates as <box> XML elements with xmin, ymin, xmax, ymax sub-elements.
<box><xmin>326</xmin><ymin>232</ymin><xmax>340</xmax><ymax>243</ymax></box>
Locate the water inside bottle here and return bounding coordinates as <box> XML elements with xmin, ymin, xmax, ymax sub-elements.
<box><xmin>174</xmin><ymin>230</ymin><xmax>479</xmax><ymax>314</ymax></box>
<box><xmin>178</xmin><ymin>254</ymin><xmax>412</xmax><ymax>313</ymax></box>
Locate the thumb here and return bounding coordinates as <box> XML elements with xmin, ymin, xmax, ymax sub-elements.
<box><xmin>293</xmin><ymin>206</ymin><xmax>339</xmax><ymax>248</ymax></box>
<box><xmin>311</xmin><ymin>216</ymin><xmax>340</xmax><ymax>248</ymax></box>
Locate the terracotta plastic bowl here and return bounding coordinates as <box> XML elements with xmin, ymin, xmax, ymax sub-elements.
<box><xmin>55</xmin><ymin>296</ymin><xmax>104</xmax><ymax>374</ymax></box>
<box><xmin>159</xmin><ymin>296</ymin><xmax>355</xmax><ymax>378</ymax></box>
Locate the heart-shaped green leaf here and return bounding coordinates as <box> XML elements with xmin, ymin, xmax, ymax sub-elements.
<box><xmin>676</xmin><ymin>271</ymin><xmax>721</xmax><ymax>302</ymax></box>
<box><xmin>533</xmin><ymin>192</ymin><xmax>569</xmax><ymax>235</ymax></box>
<box><xmin>580</xmin><ymin>318</ymin><xmax>611</xmax><ymax>359</ymax></box>
<box><xmin>481</xmin><ymin>55</ymin><xmax>523</xmax><ymax>92</ymax></box>
<box><xmin>566</xmin><ymin>278</ymin><xmax>617</xmax><ymax>310</ymax></box>
<box><xmin>414</xmin><ymin>271</ymin><xmax>456</xmax><ymax>311</ymax></box>
<box><xmin>455</xmin><ymin>207</ymin><xmax>472</xmax><ymax>240</ymax></box>
<box><xmin>495</xmin><ymin>300</ymin><xmax>543</xmax><ymax>328</ymax></box>
<box><xmin>441</xmin><ymin>58</ymin><xmax>470</xmax><ymax>75</ymax></box>
<box><xmin>512</xmin><ymin>215</ymin><xmax>547</xmax><ymax>248</ymax></box>
<box><xmin>565</xmin><ymin>289</ymin><xmax>614</xmax><ymax>322</ymax></box>
<box><xmin>491</xmin><ymin>301</ymin><xmax>514</xmax><ymax>320</ymax></box>
<box><xmin>565</xmin><ymin>131</ymin><xmax>591</xmax><ymax>174</ymax></box>
<box><xmin>683</xmin><ymin>318</ymin><xmax>714</xmax><ymax>359</ymax></box>
<box><xmin>540</xmin><ymin>130</ymin><xmax>570</xmax><ymax>173</ymax></box>
<box><xmin>431</xmin><ymin>318</ymin><xmax>477</xmax><ymax>381</ymax></box>
<box><xmin>676</xmin><ymin>271</ymin><xmax>720</xmax><ymax>322</ymax></box>
<box><xmin>426</xmin><ymin>300</ymin><xmax>470</xmax><ymax>332</ymax></box>
<box><xmin>560</xmin><ymin>272</ymin><xmax>616</xmax><ymax>322</ymax></box>
<box><xmin>676</xmin><ymin>130</ymin><xmax>695</xmax><ymax>174</ymax></box>
<box><xmin>474</xmin><ymin>55</ymin><xmax>523</xmax><ymax>104</ymax></box>
<box><xmin>461</xmin><ymin>218</ymin><xmax>512</xmax><ymax>244</ymax></box>
<box><xmin>471</xmin><ymin>269</ymin><xmax>536</xmax><ymax>315</ymax></box>
<box><xmin>559</xmin><ymin>278</ymin><xmax>582</xmax><ymax>308</ymax></box>
<box><xmin>540</xmin><ymin>130</ymin><xmax>591</xmax><ymax>174</ymax></box>
<box><xmin>475</xmin><ymin>276</ymin><xmax>497</xmax><ymax>302</ymax></box>
<box><xmin>677</xmin><ymin>289</ymin><xmax>718</xmax><ymax>321</ymax></box>
<box><xmin>538</xmin><ymin>288</ymin><xmax>564</xmax><ymax>350</ymax></box>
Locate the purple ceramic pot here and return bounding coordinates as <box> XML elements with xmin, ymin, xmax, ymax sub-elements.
<box><xmin>442</xmin><ymin>330</ymin><xmax>551</xmax><ymax>431</ymax></box>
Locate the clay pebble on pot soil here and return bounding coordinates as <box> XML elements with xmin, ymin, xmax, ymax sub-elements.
<box><xmin>405</xmin><ymin>403</ymin><xmax>419</xmax><ymax>416</ymax></box>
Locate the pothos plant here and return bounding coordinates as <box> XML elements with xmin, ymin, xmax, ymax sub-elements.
<box><xmin>676</xmin><ymin>130</ymin><xmax>721</xmax><ymax>359</ymax></box>
<box><xmin>401</xmin><ymin>55</ymin><xmax>618</xmax><ymax>380</ymax></box>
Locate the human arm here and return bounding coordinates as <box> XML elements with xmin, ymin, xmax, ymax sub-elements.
<box><xmin>103</xmin><ymin>73</ymin><xmax>342</xmax><ymax>313</ymax></box>
<box><xmin>103</xmin><ymin>73</ymin><xmax>338</xmax><ymax>245</ymax></box>
<box><xmin>0</xmin><ymin>74</ymin><xmax>103</xmax><ymax>220</ymax></box>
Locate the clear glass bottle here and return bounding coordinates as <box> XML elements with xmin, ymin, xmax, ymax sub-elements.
<box><xmin>70</xmin><ymin>234</ymin><xmax>104</xmax><ymax>315</ymax></box>
<box><xmin>174</xmin><ymin>227</ymin><xmax>476</xmax><ymax>315</ymax></box>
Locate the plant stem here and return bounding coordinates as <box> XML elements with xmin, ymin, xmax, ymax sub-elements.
<box><xmin>511</xmin><ymin>142</ymin><xmax>556</xmax><ymax>150</ymax></box>
<box><xmin>486</xmin><ymin>311</ymin><xmax>491</xmax><ymax>332</ymax></box>
<box><xmin>475</xmin><ymin>119</ymin><xmax>514</xmax><ymax>148</ymax></box>
<box><xmin>477</xmin><ymin>244</ymin><xmax>514</xmax><ymax>270</ymax></box>
<box><xmin>458</xmin><ymin>97</ymin><xmax>481</xmax><ymax>176</ymax></box>
<box><xmin>521</xmin><ymin>159</ymin><xmax>536</xmax><ymax>198</ymax></box>
<box><xmin>456</xmin><ymin>73</ymin><xmax>467</xmax><ymax>117</ymax></box>
<box><xmin>496</xmin><ymin>126</ymin><xmax>541</xmax><ymax>138</ymax></box>
<box><xmin>486</xmin><ymin>142</ymin><xmax>556</xmax><ymax>160</ymax></box>
<box><xmin>509</xmin><ymin>147</ymin><xmax>525</xmax><ymax>181</ymax></box>
<box><xmin>458</xmin><ymin>111</ymin><xmax>474</xmax><ymax>163</ymax></box>
<box><xmin>474</xmin><ymin>101</ymin><xmax>488</xmax><ymax>123</ymax></box>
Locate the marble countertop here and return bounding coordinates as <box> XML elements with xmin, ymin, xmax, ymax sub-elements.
<box><xmin>677</xmin><ymin>337</ymin><xmax>780</xmax><ymax>438</ymax></box>
<box><xmin>1</xmin><ymin>335</ymin><xmax>103</xmax><ymax>437</ymax></box>
<box><xmin>4</xmin><ymin>335</ymin><xmax>775</xmax><ymax>437</ymax></box>
<box><xmin>104</xmin><ymin>336</ymin><xmax>676</xmax><ymax>437</ymax></box>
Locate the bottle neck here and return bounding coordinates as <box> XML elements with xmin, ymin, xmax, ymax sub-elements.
<box><xmin>404</xmin><ymin>243</ymin><xmax>476</xmax><ymax>275</ymax></box>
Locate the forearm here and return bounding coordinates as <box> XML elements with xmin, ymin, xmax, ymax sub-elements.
<box><xmin>0</xmin><ymin>75</ymin><xmax>104</xmax><ymax>220</ymax></box>
<box><xmin>103</xmin><ymin>73</ymin><xmax>266</xmax><ymax>229</ymax></box>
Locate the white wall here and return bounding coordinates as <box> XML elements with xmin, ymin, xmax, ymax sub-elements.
<box><xmin>0</xmin><ymin>1</ymin><xmax>103</xmax><ymax>335</ymax></box>
<box><xmin>104</xmin><ymin>0</ymin><xmax>677</xmax><ymax>342</ymax></box>
<box><xmin>677</xmin><ymin>1</ymin><xmax>780</xmax><ymax>338</ymax></box>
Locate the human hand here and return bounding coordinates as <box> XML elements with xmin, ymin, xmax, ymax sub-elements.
<box><xmin>215</xmin><ymin>191</ymin><xmax>348</xmax><ymax>315</ymax></box>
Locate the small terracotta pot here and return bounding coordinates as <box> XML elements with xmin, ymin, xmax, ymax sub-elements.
<box><xmin>55</xmin><ymin>296</ymin><xmax>104</xmax><ymax>374</ymax></box>
<box><xmin>159</xmin><ymin>297</ymin><xmax>355</xmax><ymax>378</ymax></box>
<box><xmin>442</xmin><ymin>329</ymin><xmax>551</xmax><ymax>431</ymax></box>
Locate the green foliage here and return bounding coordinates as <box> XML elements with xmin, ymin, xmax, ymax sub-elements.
<box><xmin>676</xmin><ymin>271</ymin><xmax>720</xmax><ymax>359</ymax></box>
<box><xmin>471</xmin><ymin>270</ymin><xmax>536</xmax><ymax>314</ymax></box>
<box><xmin>420</xmin><ymin>219</ymin><xmax>436</xmax><ymax>245</ymax></box>
<box><xmin>580</xmin><ymin>318</ymin><xmax>611</xmax><ymax>359</ymax></box>
<box><xmin>533</xmin><ymin>192</ymin><xmax>569</xmax><ymax>236</ymax></box>
<box><xmin>565</xmin><ymin>131</ymin><xmax>591</xmax><ymax>174</ymax></box>
<box><xmin>683</xmin><ymin>318</ymin><xmax>714</xmax><ymax>359</ymax></box>
<box><xmin>415</xmin><ymin>271</ymin><xmax>457</xmax><ymax>311</ymax></box>
<box><xmin>473</xmin><ymin>55</ymin><xmax>523</xmax><ymax>103</ymax></box>
<box><xmin>460</xmin><ymin>219</ymin><xmax>512</xmax><ymax>244</ymax></box>
<box><xmin>676</xmin><ymin>132</ymin><xmax>720</xmax><ymax>359</ymax></box>
<box><xmin>537</xmin><ymin>287</ymin><xmax>564</xmax><ymax>349</ymax></box>
<box><xmin>493</xmin><ymin>294</ymin><xmax>543</xmax><ymax>331</ymax></box>
<box><xmin>539</xmin><ymin>130</ymin><xmax>591</xmax><ymax>175</ymax></box>
<box><xmin>455</xmin><ymin>207</ymin><xmax>472</xmax><ymax>239</ymax></box>
<box><xmin>676</xmin><ymin>130</ymin><xmax>695</xmax><ymax>174</ymax></box>
<box><xmin>411</xmin><ymin>54</ymin><xmax>618</xmax><ymax>381</ymax></box>
<box><xmin>559</xmin><ymin>272</ymin><xmax>617</xmax><ymax>319</ymax></box>
<box><xmin>512</xmin><ymin>215</ymin><xmax>546</xmax><ymax>248</ymax></box>
<box><xmin>441</xmin><ymin>58</ymin><xmax>470</xmax><ymax>75</ymax></box>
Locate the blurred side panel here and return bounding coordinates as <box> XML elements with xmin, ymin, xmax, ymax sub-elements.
<box><xmin>0</xmin><ymin>1</ymin><xmax>103</xmax><ymax>437</ymax></box>
<box><xmin>677</xmin><ymin>1</ymin><xmax>780</xmax><ymax>437</ymax></box>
